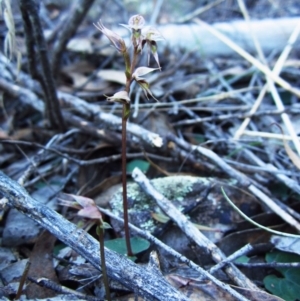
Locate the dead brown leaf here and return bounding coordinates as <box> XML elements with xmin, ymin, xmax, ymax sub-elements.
<box><xmin>26</xmin><ymin>231</ymin><xmax>57</xmax><ymax>299</ymax></box>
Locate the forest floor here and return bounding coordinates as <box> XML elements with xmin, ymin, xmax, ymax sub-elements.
<box><xmin>0</xmin><ymin>1</ymin><xmax>300</xmax><ymax>300</ymax></box>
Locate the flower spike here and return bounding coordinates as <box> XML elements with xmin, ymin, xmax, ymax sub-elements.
<box><xmin>94</xmin><ymin>15</ymin><xmax>163</xmax><ymax>259</ymax></box>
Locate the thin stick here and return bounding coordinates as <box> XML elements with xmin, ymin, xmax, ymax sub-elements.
<box><xmin>221</xmin><ymin>187</ymin><xmax>300</xmax><ymax>238</ymax></box>
<box><xmin>194</xmin><ymin>18</ymin><xmax>300</xmax><ymax>98</ymax></box>
<box><xmin>0</xmin><ymin>171</ymin><xmax>189</xmax><ymax>301</ymax></box>
<box><xmin>99</xmin><ymin>207</ymin><xmax>251</xmax><ymax>301</ymax></box>
<box><xmin>52</xmin><ymin>0</ymin><xmax>96</xmax><ymax>75</ymax></box>
<box><xmin>242</xmin><ymin>130</ymin><xmax>299</xmax><ymax>141</ymax></box>
<box><xmin>97</xmin><ymin>223</ymin><xmax>111</xmax><ymax>301</ymax></box>
<box><xmin>19</xmin><ymin>0</ymin><xmax>66</xmax><ymax>130</ymax></box>
<box><xmin>169</xmin><ymin>135</ymin><xmax>300</xmax><ymax>232</ymax></box>
<box><xmin>15</xmin><ymin>260</ymin><xmax>31</xmax><ymax>299</ymax></box>
<box><xmin>132</xmin><ymin>167</ymin><xmax>258</xmax><ymax>292</ymax></box>
<box><xmin>122</xmin><ymin>107</ymin><xmax>133</xmax><ymax>256</ymax></box>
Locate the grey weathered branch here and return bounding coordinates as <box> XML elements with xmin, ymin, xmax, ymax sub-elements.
<box><xmin>2</xmin><ymin>53</ymin><xmax>300</xmax><ymax>229</ymax></box>
<box><xmin>52</xmin><ymin>0</ymin><xmax>96</xmax><ymax>74</ymax></box>
<box><xmin>0</xmin><ymin>171</ymin><xmax>189</xmax><ymax>301</ymax></box>
<box><xmin>168</xmin><ymin>134</ymin><xmax>300</xmax><ymax>233</ymax></box>
<box><xmin>115</xmin><ymin>17</ymin><xmax>300</xmax><ymax>58</ymax></box>
<box><xmin>99</xmin><ymin>207</ymin><xmax>251</xmax><ymax>301</ymax></box>
<box><xmin>132</xmin><ymin>167</ymin><xmax>258</xmax><ymax>293</ymax></box>
<box><xmin>19</xmin><ymin>0</ymin><xmax>66</xmax><ymax>130</ymax></box>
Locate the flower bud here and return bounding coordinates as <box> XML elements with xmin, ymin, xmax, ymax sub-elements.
<box><xmin>105</xmin><ymin>91</ymin><xmax>130</xmax><ymax>104</ymax></box>
<box><xmin>132</xmin><ymin>67</ymin><xmax>160</xmax><ymax>79</ymax></box>
<box><xmin>94</xmin><ymin>20</ymin><xmax>126</xmax><ymax>53</ymax></box>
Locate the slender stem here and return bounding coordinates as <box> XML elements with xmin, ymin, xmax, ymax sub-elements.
<box><xmin>15</xmin><ymin>260</ymin><xmax>31</xmax><ymax>299</ymax></box>
<box><xmin>120</xmin><ymin>45</ymin><xmax>140</xmax><ymax>257</ymax></box>
<box><xmin>123</xmin><ymin>51</ymin><xmax>131</xmax><ymax>84</ymax></box>
<box><xmin>122</xmin><ymin>110</ymin><xmax>133</xmax><ymax>256</ymax></box>
<box><xmin>130</xmin><ymin>47</ymin><xmax>139</xmax><ymax>75</ymax></box>
<box><xmin>97</xmin><ymin>223</ymin><xmax>111</xmax><ymax>301</ymax></box>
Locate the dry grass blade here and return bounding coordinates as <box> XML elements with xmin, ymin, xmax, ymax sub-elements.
<box><xmin>132</xmin><ymin>167</ymin><xmax>259</xmax><ymax>293</ymax></box>
<box><xmin>284</xmin><ymin>141</ymin><xmax>300</xmax><ymax>170</ymax></box>
<box><xmin>210</xmin><ymin>7</ymin><xmax>300</xmax><ymax>155</ymax></box>
<box><xmin>221</xmin><ymin>187</ymin><xmax>300</xmax><ymax>238</ymax></box>
<box><xmin>234</xmin><ymin>19</ymin><xmax>300</xmax><ymax>140</ymax></box>
<box><xmin>274</xmin><ymin>124</ymin><xmax>300</xmax><ymax>170</ymax></box>
<box><xmin>177</xmin><ymin>0</ymin><xmax>225</xmax><ymax>23</ymax></box>
<box><xmin>1</xmin><ymin>0</ymin><xmax>22</xmax><ymax>73</ymax></box>
<box><xmin>242</xmin><ymin>130</ymin><xmax>295</xmax><ymax>140</ymax></box>
<box><xmin>237</xmin><ymin>0</ymin><xmax>265</xmax><ymax>62</ymax></box>
<box><xmin>193</xmin><ymin>18</ymin><xmax>300</xmax><ymax>98</ymax></box>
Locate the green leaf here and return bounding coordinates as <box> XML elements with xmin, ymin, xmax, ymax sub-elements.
<box><xmin>151</xmin><ymin>212</ymin><xmax>170</xmax><ymax>223</ymax></box>
<box><xmin>190</xmin><ymin>134</ymin><xmax>206</xmax><ymax>144</ymax></box>
<box><xmin>124</xmin><ymin>103</ymin><xmax>131</xmax><ymax>119</ymax></box>
<box><xmin>263</xmin><ymin>250</ymin><xmax>300</xmax><ymax>301</ymax></box>
<box><xmin>34</xmin><ymin>181</ymin><xmax>47</xmax><ymax>189</ymax></box>
<box><xmin>151</xmin><ymin>212</ymin><xmax>221</xmax><ymax>232</ymax></box>
<box><xmin>101</xmin><ymin>222</ymin><xmax>112</xmax><ymax>230</ymax></box>
<box><xmin>234</xmin><ymin>255</ymin><xmax>250</xmax><ymax>264</ymax></box>
<box><xmin>104</xmin><ymin>237</ymin><xmax>150</xmax><ymax>256</ymax></box>
<box><xmin>279</xmin><ymin>91</ymin><xmax>292</xmax><ymax>105</ymax></box>
<box><xmin>96</xmin><ymin>225</ymin><xmax>101</xmax><ymax>236</ymax></box>
<box><xmin>53</xmin><ymin>243</ymin><xmax>67</xmax><ymax>256</ymax></box>
<box><xmin>126</xmin><ymin>159</ymin><xmax>150</xmax><ymax>173</ymax></box>
<box><xmin>270</xmin><ymin>182</ymin><xmax>290</xmax><ymax>202</ymax></box>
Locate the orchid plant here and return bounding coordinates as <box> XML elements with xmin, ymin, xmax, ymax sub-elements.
<box><xmin>94</xmin><ymin>15</ymin><xmax>162</xmax><ymax>256</ymax></box>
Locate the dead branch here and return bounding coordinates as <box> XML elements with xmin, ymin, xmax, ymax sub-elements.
<box><xmin>0</xmin><ymin>171</ymin><xmax>190</xmax><ymax>301</ymax></box>
<box><xmin>168</xmin><ymin>134</ymin><xmax>300</xmax><ymax>233</ymax></box>
<box><xmin>19</xmin><ymin>0</ymin><xmax>66</xmax><ymax>130</ymax></box>
<box><xmin>162</xmin><ymin>17</ymin><xmax>300</xmax><ymax>57</ymax></box>
<box><xmin>132</xmin><ymin>167</ymin><xmax>258</xmax><ymax>292</ymax></box>
<box><xmin>99</xmin><ymin>207</ymin><xmax>251</xmax><ymax>301</ymax></box>
<box><xmin>52</xmin><ymin>0</ymin><xmax>97</xmax><ymax>75</ymax></box>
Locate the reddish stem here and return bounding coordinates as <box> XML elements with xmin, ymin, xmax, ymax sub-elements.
<box><xmin>122</xmin><ymin>108</ymin><xmax>133</xmax><ymax>257</ymax></box>
<box><xmin>121</xmin><ymin>45</ymin><xmax>140</xmax><ymax>257</ymax></box>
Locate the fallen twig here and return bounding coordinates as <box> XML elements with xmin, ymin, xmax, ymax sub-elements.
<box><xmin>132</xmin><ymin>167</ymin><xmax>258</xmax><ymax>292</ymax></box>
<box><xmin>0</xmin><ymin>171</ymin><xmax>190</xmax><ymax>301</ymax></box>
<box><xmin>168</xmin><ymin>135</ymin><xmax>300</xmax><ymax>232</ymax></box>
<box><xmin>99</xmin><ymin>207</ymin><xmax>251</xmax><ymax>301</ymax></box>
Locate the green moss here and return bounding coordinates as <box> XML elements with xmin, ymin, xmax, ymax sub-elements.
<box><xmin>140</xmin><ymin>219</ymin><xmax>156</xmax><ymax>232</ymax></box>
<box><xmin>110</xmin><ymin>176</ymin><xmax>212</xmax><ymax>233</ymax></box>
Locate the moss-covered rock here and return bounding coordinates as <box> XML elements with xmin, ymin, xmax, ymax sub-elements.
<box><xmin>110</xmin><ymin>176</ymin><xmax>260</xmax><ymax>240</ymax></box>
